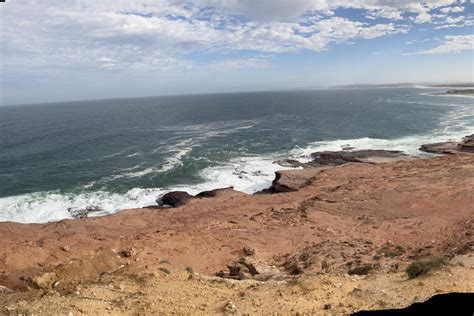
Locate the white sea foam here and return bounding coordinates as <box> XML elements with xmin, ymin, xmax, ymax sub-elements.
<box><xmin>0</xmin><ymin>156</ymin><xmax>288</xmax><ymax>223</ymax></box>
<box><xmin>197</xmin><ymin>156</ymin><xmax>294</xmax><ymax>193</ymax></box>
<box><xmin>0</xmin><ymin>188</ymin><xmax>167</xmax><ymax>223</ymax></box>
<box><xmin>158</xmin><ymin>139</ymin><xmax>195</xmax><ymax>172</ymax></box>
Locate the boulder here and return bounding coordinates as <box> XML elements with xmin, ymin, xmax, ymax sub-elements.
<box><xmin>157</xmin><ymin>191</ymin><xmax>193</xmax><ymax>207</ymax></box>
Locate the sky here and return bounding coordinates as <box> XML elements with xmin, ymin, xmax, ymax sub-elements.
<box><xmin>0</xmin><ymin>0</ymin><xmax>473</xmax><ymax>105</ymax></box>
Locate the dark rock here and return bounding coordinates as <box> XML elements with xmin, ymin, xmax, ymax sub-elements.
<box><xmin>459</xmin><ymin>134</ymin><xmax>474</xmax><ymax>152</ymax></box>
<box><xmin>68</xmin><ymin>206</ymin><xmax>103</xmax><ymax>219</ymax></box>
<box><xmin>283</xmin><ymin>257</ymin><xmax>304</xmax><ymax>275</ymax></box>
<box><xmin>256</xmin><ymin>171</ymin><xmax>299</xmax><ymax>194</ymax></box>
<box><xmin>420</xmin><ymin>135</ymin><xmax>474</xmax><ymax>154</ymax></box>
<box><xmin>258</xmin><ymin>150</ymin><xmax>410</xmax><ymax>195</ymax></box>
<box><xmin>321</xmin><ymin>260</ymin><xmax>329</xmax><ymax>271</ymax></box>
<box><xmin>157</xmin><ymin>191</ymin><xmax>193</xmax><ymax>207</ymax></box>
<box><xmin>254</xmin><ymin>187</ymin><xmax>274</xmax><ymax>195</ymax></box>
<box><xmin>443</xmin><ymin>89</ymin><xmax>474</xmax><ymax>95</ymax></box>
<box><xmin>216</xmin><ymin>258</ymin><xmax>260</xmax><ymax>280</ymax></box>
<box><xmin>118</xmin><ymin>248</ymin><xmax>136</xmax><ymax>257</ymax></box>
<box><xmin>227</xmin><ymin>264</ymin><xmax>246</xmax><ymax>280</ymax></box>
<box><xmin>238</xmin><ymin>258</ymin><xmax>259</xmax><ymax>275</ymax></box>
<box><xmin>275</xmin><ymin>150</ymin><xmax>409</xmax><ymax>170</ymax></box>
<box><xmin>274</xmin><ymin>159</ymin><xmax>306</xmax><ymax>168</ymax></box>
<box><xmin>308</xmin><ymin>150</ymin><xmax>408</xmax><ymax>166</ymax></box>
<box><xmin>195</xmin><ymin>187</ymin><xmax>233</xmax><ymax>198</ymax></box>
<box><xmin>419</xmin><ymin>142</ymin><xmax>459</xmax><ymax>154</ymax></box>
<box><xmin>348</xmin><ymin>264</ymin><xmax>372</xmax><ymax>275</ymax></box>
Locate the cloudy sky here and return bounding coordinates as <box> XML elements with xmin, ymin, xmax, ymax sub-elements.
<box><xmin>0</xmin><ymin>0</ymin><xmax>473</xmax><ymax>105</ymax></box>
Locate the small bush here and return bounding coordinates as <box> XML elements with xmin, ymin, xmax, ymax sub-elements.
<box><xmin>378</xmin><ymin>243</ymin><xmax>405</xmax><ymax>258</ymax></box>
<box><xmin>405</xmin><ymin>257</ymin><xmax>448</xmax><ymax>279</ymax></box>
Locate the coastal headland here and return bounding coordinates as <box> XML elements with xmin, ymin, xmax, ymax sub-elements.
<box><xmin>1</xmin><ymin>135</ymin><xmax>473</xmax><ymax>314</ymax></box>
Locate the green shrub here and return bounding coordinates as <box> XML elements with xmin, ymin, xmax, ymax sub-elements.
<box><xmin>405</xmin><ymin>257</ymin><xmax>448</xmax><ymax>279</ymax></box>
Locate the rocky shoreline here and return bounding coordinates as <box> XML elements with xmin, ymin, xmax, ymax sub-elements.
<box><xmin>435</xmin><ymin>89</ymin><xmax>474</xmax><ymax>97</ymax></box>
<box><xmin>1</xmin><ymin>136</ymin><xmax>473</xmax><ymax>314</ymax></box>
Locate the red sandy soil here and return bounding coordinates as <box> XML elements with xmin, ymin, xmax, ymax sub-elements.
<box><xmin>0</xmin><ymin>154</ymin><xmax>473</xmax><ymax>314</ymax></box>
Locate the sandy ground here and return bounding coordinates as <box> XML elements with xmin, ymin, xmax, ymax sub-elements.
<box><xmin>3</xmin><ymin>257</ymin><xmax>473</xmax><ymax>315</ymax></box>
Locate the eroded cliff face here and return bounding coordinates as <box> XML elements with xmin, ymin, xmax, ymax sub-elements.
<box><xmin>1</xmin><ymin>146</ymin><xmax>473</xmax><ymax>314</ymax></box>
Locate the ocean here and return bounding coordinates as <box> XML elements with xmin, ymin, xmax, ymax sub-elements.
<box><xmin>0</xmin><ymin>87</ymin><xmax>472</xmax><ymax>223</ymax></box>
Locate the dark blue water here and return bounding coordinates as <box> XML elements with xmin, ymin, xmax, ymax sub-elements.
<box><xmin>0</xmin><ymin>88</ymin><xmax>472</xmax><ymax>222</ymax></box>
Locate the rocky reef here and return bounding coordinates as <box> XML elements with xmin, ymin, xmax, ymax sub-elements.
<box><xmin>420</xmin><ymin>134</ymin><xmax>474</xmax><ymax>154</ymax></box>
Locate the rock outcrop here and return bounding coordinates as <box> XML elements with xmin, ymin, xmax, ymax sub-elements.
<box><xmin>195</xmin><ymin>187</ymin><xmax>235</xmax><ymax>198</ymax></box>
<box><xmin>216</xmin><ymin>257</ymin><xmax>283</xmax><ymax>281</ymax></box>
<box><xmin>459</xmin><ymin>134</ymin><xmax>474</xmax><ymax>152</ymax></box>
<box><xmin>420</xmin><ymin>134</ymin><xmax>474</xmax><ymax>154</ymax></box>
<box><xmin>157</xmin><ymin>187</ymin><xmax>244</xmax><ymax>207</ymax></box>
<box><xmin>307</xmin><ymin>150</ymin><xmax>411</xmax><ymax>166</ymax></box>
<box><xmin>262</xmin><ymin>149</ymin><xmax>412</xmax><ymax>194</ymax></box>
<box><xmin>157</xmin><ymin>191</ymin><xmax>193</xmax><ymax>207</ymax></box>
<box><xmin>441</xmin><ymin>89</ymin><xmax>474</xmax><ymax>95</ymax></box>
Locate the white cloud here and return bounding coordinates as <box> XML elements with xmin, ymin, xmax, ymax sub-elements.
<box><xmin>434</xmin><ymin>13</ymin><xmax>474</xmax><ymax>29</ymax></box>
<box><xmin>0</xmin><ymin>0</ymin><xmax>411</xmax><ymax>74</ymax></box>
<box><xmin>440</xmin><ymin>5</ymin><xmax>465</xmax><ymax>13</ymax></box>
<box><xmin>404</xmin><ymin>34</ymin><xmax>474</xmax><ymax>55</ymax></box>
<box><xmin>0</xmin><ymin>0</ymin><xmax>470</xmax><ymax>75</ymax></box>
<box><xmin>188</xmin><ymin>0</ymin><xmax>463</xmax><ymax>23</ymax></box>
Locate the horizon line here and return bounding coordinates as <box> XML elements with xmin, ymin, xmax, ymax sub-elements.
<box><xmin>1</xmin><ymin>81</ymin><xmax>473</xmax><ymax>107</ymax></box>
